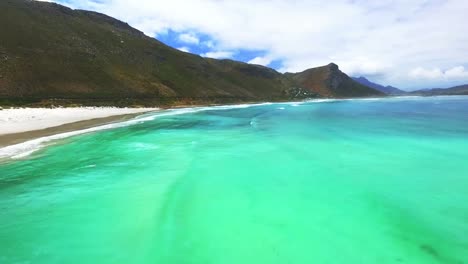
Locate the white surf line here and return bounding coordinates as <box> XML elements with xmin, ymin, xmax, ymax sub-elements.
<box><xmin>5</xmin><ymin>96</ymin><xmax>457</xmax><ymax>160</ymax></box>
<box><xmin>0</xmin><ymin>102</ymin><xmax>275</xmax><ymax>160</ymax></box>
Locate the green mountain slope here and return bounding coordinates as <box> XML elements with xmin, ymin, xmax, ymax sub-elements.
<box><xmin>0</xmin><ymin>0</ymin><xmax>382</xmax><ymax>106</ymax></box>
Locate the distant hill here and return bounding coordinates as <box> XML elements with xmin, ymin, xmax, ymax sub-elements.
<box><xmin>352</xmin><ymin>77</ymin><xmax>405</xmax><ymax>95</ymax></box>
<box><xmin>289</xmin><ymin>64</ymin><xmax>383</xmax><ymax>98</ymax></box>
<box><xmin>410</xmin><ymin>84</ymin><xmax>468</xmax><ymax>96</ymax></box>
<box><xmin>0</xmin><ymin>0</ymin><xmax>382</xmax><ymax>106</ymax></box>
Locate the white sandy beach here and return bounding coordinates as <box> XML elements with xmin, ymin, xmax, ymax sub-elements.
<box><xmin>0</xmin><ymin>107</ymin><xmax>158</xmax><ymax>135</ymax></box>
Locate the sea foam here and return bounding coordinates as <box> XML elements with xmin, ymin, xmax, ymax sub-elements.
<box><xmin>0</xmin><ymin>103</ymin><xmax>273</xmax><ymax>159</ymax></box>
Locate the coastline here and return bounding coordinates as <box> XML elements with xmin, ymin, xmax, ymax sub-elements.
<box><xmin>0</xmin><ymin>108</ymin><xmax>158</xmax><ymax>148</ymax></box>
<box><xmin>0</xmin><ymin>102</ymin><xmax>276</xmax><ymax>160</ymax></box>
<box><xmin>1</xmin><ymin>95</ymin><xmax>460</xmax><ymax>160</ymax></box>
<box><xmin>0</xmin><ymin>96</ymin><xmax>429</xmax><ymax>150</ymax></box>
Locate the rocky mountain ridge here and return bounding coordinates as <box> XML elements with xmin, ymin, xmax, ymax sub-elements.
<box><xmin>352</xmin><ymin>76</ymin><xmax>406</xmax><ymax>95</ymax></box>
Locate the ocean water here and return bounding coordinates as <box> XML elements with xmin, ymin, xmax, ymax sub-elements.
<box><xmin>1</xmin><ymin>96</ymin><xmax>468</xmax><ymax>264</ymax></box>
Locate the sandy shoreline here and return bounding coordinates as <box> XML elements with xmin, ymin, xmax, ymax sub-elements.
<box><xmin>0</xmin><ymin>108</ymin><xmax>158</xmax><ymax>148</ymax></box>
<box><xmin>0</xmin><ymin>97</ymin><xmax>428</xmax><ymax>150</ymax></box>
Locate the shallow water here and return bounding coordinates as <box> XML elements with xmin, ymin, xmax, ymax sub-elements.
<box><xmin>1</xmin><ymin>96</ymin><xmax>468</xmax><ymax>263</ymax></box>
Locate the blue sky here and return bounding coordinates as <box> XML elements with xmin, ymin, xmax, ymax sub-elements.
<box><xmin>40</xmin><ymin>0</ymin><xmax>468</xmax><ymax>90</ymax></box>
<box><xmin>154</xmin><ymin>29</ymin><xmax>283</xmax><ymax>70</ymax></box>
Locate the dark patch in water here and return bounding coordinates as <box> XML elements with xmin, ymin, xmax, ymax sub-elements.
<box><xmin>420</xmin><ymin>244</ymin><xmax>439</xmax><ymax>258</ymax></box>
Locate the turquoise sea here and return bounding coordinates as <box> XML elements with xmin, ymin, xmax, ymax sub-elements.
<box><xmin>1</xmin><ymin>96</ymin><xmax>468</xmax><ymax>263</ymax></box>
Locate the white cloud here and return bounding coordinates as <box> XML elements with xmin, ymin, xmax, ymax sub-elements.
<box><xmin>178</xmin><ymin>33</ymin><xmax>199</xmax><ymax>44</ymax></box>
<box><xmin>339</xmin><ymin>58</ymin><xmax>391</xmax><ymax>78</ymax></box>
<box><xmin>409</xmin><ymin>67</ymin><xmax>444</xmax><ymax>79</ymax></box>
<box><xmin>445</xmin><ymin>66</ymin><xmax>468</xmax><ymax>79</ymax></box>
<box><xmin>200</xmin><ymin>51</ymin><xmax>234</xmax><ymax>59</ymax></box>
<box><xmin>48</xmin><ymin>0</ymin><xmax>468</xmax><ymax>89</ymax></box>
<box><xmin>202</xmin><ymin>40</ymin><xmax>214</xmax><ymax>48</ymax></box>
<box><xmin>409</xmin><ymin>66</ymin><xmax>468</xmax><ymax>80</ymax></box>
<box><xmin>248</xmin><ymin>56</ymin><xmax>273</xmax><ymax>66</ymax></box>
<box><xmin>177</xmin><ymin>47</ymin><xmax>190</xmax><ymax>52</ymax></box>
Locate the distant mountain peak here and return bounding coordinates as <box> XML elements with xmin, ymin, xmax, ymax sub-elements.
<box><xmin>355</xmin><ymin>76</ymin><xmax>368</xmax><ymax>81</ymax></box>
<box><xmin>327</xmin><ymin>62</ymin><xmax>339</xmax><ymax>70</ymax></box>
<box><xmin>352</xmin><ymin>76</ymin><xmax>405</xmax><ymax>95</ymax></box>
<box><xmin>289</xmin><ymin>64</ymin><xmax>384</xmax><ymax>98</ymax></box>
<box><xmin>410</xmin><ymin>84</ymin><xmax>468</xmax><ymax>96</ymax></box>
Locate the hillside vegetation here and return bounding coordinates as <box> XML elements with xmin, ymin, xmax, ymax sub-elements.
<box><xmin>0</xmin><ymin>0</ymin><xmax>383</xmax><ymax>106</ymax></box>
